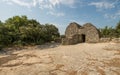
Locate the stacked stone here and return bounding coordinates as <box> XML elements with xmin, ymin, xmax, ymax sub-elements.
<box><xmin>62</xmin><ymin>22</ymin><xmax>100</xmax><ymax>45</ymax></box>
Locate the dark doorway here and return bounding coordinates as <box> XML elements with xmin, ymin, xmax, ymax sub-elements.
<box><xmin>82</xmin><ymin>34</ymin><xmax>86</xmax><ymax>42</ymax></box>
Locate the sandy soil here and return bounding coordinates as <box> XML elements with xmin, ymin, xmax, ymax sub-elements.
<box><xmin>0</xmin><ymin>43</ymin><xmax>120</xmax><ymax>75</ymax></box>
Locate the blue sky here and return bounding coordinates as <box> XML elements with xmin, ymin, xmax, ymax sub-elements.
<box><xmin>0</xmin><ymin>0</ymin><xmax>120</xmax><ymax>34</ymax></box>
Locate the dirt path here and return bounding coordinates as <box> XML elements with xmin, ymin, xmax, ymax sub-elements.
<box><xmin>0</xmin><ymin>43</ymin><xmax>120</xmax><ymax>75</ymax></box>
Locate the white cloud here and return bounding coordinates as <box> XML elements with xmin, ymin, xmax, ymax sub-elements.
<box><xmin>59</xmin><ymin>0</ymin><xmax>75</xmax><ymax>5</ymax></box>
<box><xmin>89</xmin><ymin>1</ymin><xmax>115</xmax><ymax>10</ymax></box>
<box><xmin>38</xmin><ymin>0</ymin><xmax>76</xmax><ymax>9</ymax></box>
<box><xmin>49</xmin><ymin>0</ymin><xmax>60</xmax><ymax>6</ymax></box>
<box><xmin>3</xmin><ymin>0</ymin><xmax>76</xmax><ymax>9</ymax></box>
<box><xmin>3</xmin><ymin>0</ymin><xmax>37</xmax><ymax>8</ymax></box>
<box><xmin>89</xmin><ymin>0</ymin><xmax>120</xmax><ymax>20</ymax></box>
<box><xmin>104</xmin><ymin>14</ymin><xmax>116</xmax><ymax>19</ymax></box>
<box><xmin>2</xmin><ymin>0</ymin><xmax>75</xmax><ymax>17</ymax></box>
<box><xmin>47</xmin><ymin>11</ymin><xmax>65</xmax><ymax>17</ymax></box>
<box><xmin>104</xmin><ymin>10</ymin><xmax>120</xmax><ymax>19</ymax></box>
<box><xmin>116</xmin><ymin>10</ymin><xmax>120</xmax><ymax>15</ymax></box>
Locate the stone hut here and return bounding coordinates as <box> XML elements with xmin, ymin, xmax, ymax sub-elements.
<box><xmin>62</xmin><ymin>22</ymin><xmax>100</xmax><ymax>45</ymax></box>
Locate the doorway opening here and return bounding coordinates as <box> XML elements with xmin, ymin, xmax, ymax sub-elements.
<box><xmin>82</xmin><ymin>34</ymin><xmax>86</xmax><ymax>42</ymax></box>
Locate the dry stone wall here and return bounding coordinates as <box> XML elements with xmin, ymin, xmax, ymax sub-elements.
<box><xmin>112</xmin><ymin>38</ymin><xmax>120</xmax><ymax>43</ymax></box>
<box><xmin>62</xmin><ymin>22</ymin><xmax>100</xmax><ymax>45</ymax></box>
<box><xmin>100</xmin><ymin>38</ymin><xmax>120</xmax><ymax>43</ymax></box>
<box><xmin>83</xmin><ymin>23</ymin><xmax>100</xmax><ymax>43</ymax></box>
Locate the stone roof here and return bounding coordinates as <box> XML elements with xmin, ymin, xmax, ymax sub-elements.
<box><xmin>62</xmin><ymin>22</ymin><xmax>100</xmax><ymax>45</ymax></box>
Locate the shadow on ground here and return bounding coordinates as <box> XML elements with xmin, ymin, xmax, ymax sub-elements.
<box><xmin>36</xmin><ymin>43</ymin><xmax>60</xmax><ymax>50</ymax></box>
<box><xmin>0</xmin><ymin>43</ymin><xmax>60</xmax><ymax>55</ymax></box>
<box><xmin>0</xmin><ymin>47</ymin><xmax>27</xmax><ymax>55</ymax></box>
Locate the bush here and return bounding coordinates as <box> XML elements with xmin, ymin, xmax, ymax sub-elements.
<box><xmin>0</xmin><ymin>16</ymin><xmax>60</xmax><ymax>48</ymax></box>
<box><xmin>99</xmin><ymin>21</ymin><xmax>120</xmax><ymax>38</ymax></box>
<box><xmin>0</xmin><ymin>45</ymin><xmax>3</xmax><ymax>50</ymax></box>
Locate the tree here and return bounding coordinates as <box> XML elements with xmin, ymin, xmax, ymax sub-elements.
<box><xmin>100</xmin><ymin>26</ymin><xmax>116</xmax><ymax>38</ymax></box>
<box><xmin>99</xmin><ymin>21</ymin><xmax>120</xmax><ymax>38</ymax></box>
<box><xmin>5</xmin><ymin>16</ymin><xmax>29</xmax><ymax>28</ymax></box>
<box><xmin>44</xmin><ymin>24</ymin><xmax>60</xmax><ymax>41</ymax></box>
<box><xmin>116</xmin><ymin>21</ymin><xmax>120</xmax><ymax>30</ymax></box>
<box><xmin>116</xmin><ymin>21</ymin><xmax>120</xmax><ymax>37</ymax></box>
<box><xmin>28</xmin><ymin>19</ymin><xmax>40</xmax><ymax>27</ymax></box>
<box><xmin>0</xmin><ymin>21</ymin><xmax>3</xmax><ymax>26</ymax></box>
<box><xmin>0</xmin><ymin>15</ymin><xmax>60</xmax><ymax>48</ymax></box>
<box><xmin>0</xmin><ymin>25</ymin><xmax>13</xmax><ymax>46</ymax></box>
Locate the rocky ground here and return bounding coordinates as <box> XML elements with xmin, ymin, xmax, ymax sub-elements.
<box><xmin>0</xmin><ymin>43</ymin><xmax>120</xmax><ymax>75</ymax></box>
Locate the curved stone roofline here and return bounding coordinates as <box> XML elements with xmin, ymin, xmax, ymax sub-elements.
<box><xmin>68</xmin><ymin>22</ymin><xmax>98</xmax><ymax>29</ymax></box>
<box><xmin>83</xmin><ymin>23</ymin><xmax>98</xmax><ymax>29</ymax></box>
<box><xmin>63</xmin><ymin>22</ymin><xmax>100</xmax><ymax>45</ymax></box>
<box><xmin>83</xmin><ymin>23</ymin><xmax>101</xmax><ymax>37</ymax></box>
<box><xmin>68</xmin><ymin>22</ymin><xmax>82</xmax><ymax>28</ymax></box>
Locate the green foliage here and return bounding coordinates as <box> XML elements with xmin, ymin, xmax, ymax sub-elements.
<box><xmin>0</xmin><ymin>16</ymin><xmax>60</xmax><ymax>48</ymax></box>
<box><xmin>44</xmin><ymin>24</ymin><xmax>60</xmax><ymax>41</ymax></box>
<box><xmin>100</xmin><ymin>21</ymin><xmax>120</xmax><ymax>38</ymax></box>
<box><xmin>60</xmin><ymin>35</ymin><xmax>65</xmax><ymax>38</ymax></box>
<box><xmin>116</xmin><ymin>21</ymin><xmax>120</xmax><ymax>37</ymax></box>
<box><xmin>0</xmin><ymin>21</ymin><xmax>3</xmax><ymax>26</ymax></box>
<box><xmin>116</xmin><ymin>21</ymin><xmax>120</xmax><ymax>30</ymax></box>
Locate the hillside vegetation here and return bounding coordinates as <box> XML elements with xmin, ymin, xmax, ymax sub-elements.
<box><xmin>0</xmin><ymin>16</ymin><xmax>60</xmax><ymax>48</ymax></box>
<box><xmin>0</xmin><ymin>15</ymin><xmax>120</xmax><ymax>49</ymax></box>
<box><xmin>99</xmin><ymin>21</ymin><xmax>120</xmax><ymax>38</ymax></box>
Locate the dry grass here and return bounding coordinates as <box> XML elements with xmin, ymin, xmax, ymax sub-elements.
<box><xmin>55</xmin><ymin>64</ymin><xmax>64</xmax><ymax>70</ymax></box>
<box><xmin>114</xmin><ymin>50</ymin><xmax>120</xmax><ymax>55</ymax></box>
<box><xmin>104</xmin><ymin>46</ymin><xmax>120</xmax><ymax>55</ymax></box>
<box><xmin>104</xmin><ymin>58</ymin><xmax>120</xmax><ymax>67</ymax></box>
<box><xmin>111</xmin><ymin>70</ymin><xmax>120</xmax><ymax>75</ymax></box>
<box><xmin>0</xmin><ymin>54</ymin><xmax>18</xmax><ymax>66</ymax></box>
<box><xmin>67</xmin><ymin>70</ymin><xmax>77</xmax><ymax>75</ymax></box>
<box><xmin>96</xmin><ymin>66</ymin><xmax>105</xmax><ymax>75</ymax></box>
<box><xmin>0</xmin><ymin>43</ymin><xmax>120</xmax><ymax>75</ymax></box>
<box><xmin>80</xmin><ymin>70</ymin><xmax>88</xmax><ymax>75</ymax></box>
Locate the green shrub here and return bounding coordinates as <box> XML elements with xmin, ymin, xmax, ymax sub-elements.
<box><xmin>0</xmin><ymin>16</ymin><xmax>60</xmax><ymax>48</ymax></box>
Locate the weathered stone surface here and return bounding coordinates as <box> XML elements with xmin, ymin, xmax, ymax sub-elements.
<box><xmin>100</xmin><ymin>38</ymin><xmax>111</xmax><ymax>42</ymax></box>
<box><xmin>65</xmin><ymin>22</ymin><xmax>81</xmax><ymax>38</ymax></box>
<box><xmin>62</xmin><ymin>22</ymin><xmax>100</xmax><ymax>45</ymax></box>
<box><xmin>99</xmin><ymin>38</ymin><xmax>120</xmax><ymax>43</ymax></box>
<box><xmin>112</xmin><ymin>38</ymin><xmax>120</xmax><ymax>43</ymax></box>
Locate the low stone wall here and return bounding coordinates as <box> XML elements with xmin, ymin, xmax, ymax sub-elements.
<box><xmin>62</xmin><ymin>38</ymin><xmax>78</xmax><ymax>45</ymax></box>
<box><xmin>100</xmin><ymin>38</ymin><xmax>120</xmax><ymax>43</ymax></box>
<box><xmin>100</xmin><ymin>38</ymin><xmax>111</xmax><ymax>42</ymax></box>
<box><xmin>62</xmin><ymin>34</ymin><xmax>84</xmax><ymax>45</ymax></box>
<box><xmin>111</xmin><ymin>38</ymin><xmax>120</xmax><ymax>43</ymax></box>
<box><xmin>62</xmin><ymin>37</ymin><xmax>120</xmax><ymax>45</ymax></box>
<box><xmin>62</xmin><ymin>38</ymin><xmax>72</xmax><ymax>45</ymax></box>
